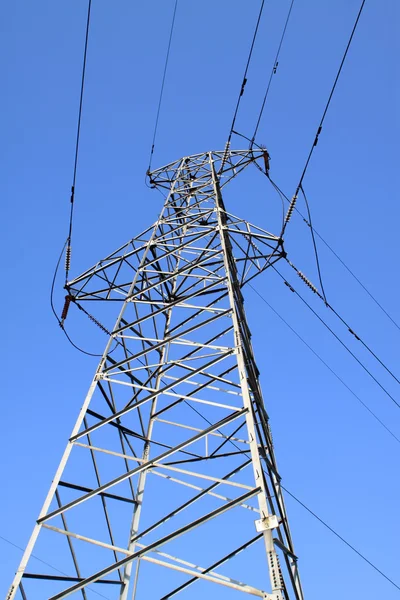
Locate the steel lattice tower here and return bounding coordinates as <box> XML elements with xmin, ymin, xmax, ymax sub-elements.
<box><xmin>9</xmin><ymin>150</ymin><xmax>304</xmax><ymax>600</ymax></box>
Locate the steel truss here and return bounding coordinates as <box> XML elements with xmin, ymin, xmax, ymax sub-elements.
<box><xmin>8</xmin><ymin>149</ymin><xmax>304</xmax><ymax>600</ymax></box>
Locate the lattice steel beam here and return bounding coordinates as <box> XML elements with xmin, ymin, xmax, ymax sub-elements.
<box><xmin>8</xmin><ymin>149</ymin><xmax>303</xmax><ymax>600</ymax></box>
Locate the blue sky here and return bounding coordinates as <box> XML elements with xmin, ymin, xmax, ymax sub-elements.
<box><xmin>1</xmin><ymin>0</ymin><xmax>399</xmax><ymax>598</ymax></box>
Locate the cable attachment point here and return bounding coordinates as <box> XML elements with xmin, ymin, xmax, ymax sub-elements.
<box><xmin>75</xmin><ymin>301</ymin><xmax>113</xmax><ymax>337</ymax></box>
<box><xmin>273</xmin><ymin>61</ymin><xmax>279</xmax><ymax>74</ymax></box>
<box><xmin>298</xmin><ymin>270</ymin><xmax>318</xmax><ymax>294</ymax></box>
<box><xmin>348</xmin><ymin>327</ymin><xmax>361</xmax><ymax>341</ymax></box>
<box><xmin>313</xmin><ymin>126</ymin><xmax>322</xmax><ymax>147</ymax></box>
<box><xmin>284</xmin><ymin>280</ymin><xmax>295</xmax><ymax>293</ymax></box>
<box><xmin>221</xmin><ymin>140</ymin><xmax>231</xmax><ymax>167</ymax></box>
<box><xmin>284</xmin><ymin>194</ymin><xmax>297</xmax><ymax>224</ymax></box>
<box><xmin>60</xmin><ymin>294</ymin><xmax>74</xmax><ymax>327</ymax></box>
<box><xmin>65</xmin><ymin>244</ymin><xmax>72</xmax><ymax>274</ymax></box>
<box><xmin>240</xmin><ymin>77</ymin><xmax>248</xmax><ymax>97</ymax></box>
<box><xmin>261</xmin><ymin>148</ymin><xmax>271</xmax><ymax>176</ymax></box>
<box><xmin>86</xmin><ymin>312</ymin><xmax>112</xmax><ymax>336</ymax></box>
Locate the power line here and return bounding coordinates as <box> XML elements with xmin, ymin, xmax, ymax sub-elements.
<box><xmin>49</xmin><ymin>0</ymin><xmax>105</xmax><ymax>358</ymax></box>
<box><xmin>299</xmin><ymin>184</ymin><xmax>327</xmax><ymax>303</ymax></box>
<box><xmin>65</xmin><ymin>0</ymin><xmax>92</xmax><ymax>285</ymax></box>
<box><xmin>312</xmin><ymin>222</ymin><xmax>400</xmax><ymax>333</ymax></box>
<box><xmin>280</xmin><ymin>487</ymin><xmax>400</xmax><ymax>593</ymax></box>
<box><xmin>271</xmin><ymin>265</ymin><xmax>400</xmax><ymax>410</ymax></box>
<box><xmin>285</xmin><ymin>258</ymin><xmax>400</xmax><ymax>387</ymax></box>
<box><xmin>226</xmin><ymin>0</ymin><xmax>266</xmax><ymax>148</ymax></box>
<box><xmin>251</xmin><ymin>0</ymin><xmax>296</xmax><ymax>144</ymax></box>
<box><xmin>147</xmin><ymin>0</ymin><xmax>178</xmax><ymax>176</ymax></box>
<box><xmin>50</xmin><ymin>240</ymin><xmax>105</xmax><ymax>357</ymax></box>
<box><xmin>294</xmin><ymin>0</ymin><xmax>366</xmax><ymax>196</ymax></box>
<box><xmin>249</xmin><ymin>283</ymin><xmax>400</xmax><ymax>445</ymax></box>
<box><xmin>268</xmin><ymin>175</ymin><xmax>400</xmax><ymax>335</ymax></box>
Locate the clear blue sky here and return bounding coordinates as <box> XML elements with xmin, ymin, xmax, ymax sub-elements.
<box><xmin>1</xmin><ymin>0</ymin><xmax>399</xmax><ymax>598</ymax></box>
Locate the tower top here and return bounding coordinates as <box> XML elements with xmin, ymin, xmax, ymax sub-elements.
<box><xmin>148</xmin><ymin>148</ymin><xmax>268</xmax><ymax>189</ymax></box>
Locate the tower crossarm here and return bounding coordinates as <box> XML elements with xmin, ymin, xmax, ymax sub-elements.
<box><xmin>67</xmin><ymin>149</ymin><xmax>285</xmax><ymax>304</ymax></box>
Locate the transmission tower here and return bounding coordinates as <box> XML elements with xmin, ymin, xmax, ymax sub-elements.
<box><xmin>8</xmin><ymin>149</ymin><xmax>304</xmax><ymax>600</ymax></box>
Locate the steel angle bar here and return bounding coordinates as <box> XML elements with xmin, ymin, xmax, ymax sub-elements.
<box><xmin>142</xmin><ymin>229</ymin><xmax>215</xmax><ymax>268</ymax></box>
<box><xmin>126</xmin><ymin>459</ymin><xmax>255</xmax><ymax>545</ymax></box>
<box><xmin>41</xmin><ymin>524</ymin><xmax>132</xmax><ymax>556</ymax></box>
<box><xmin>153</xmin><ymin>390</ymin><xmax>242</xmax><ymax>412</ymax></box>
<box><xmin>71</xmin><ymin>351</ymin><xmax>234</xmax><ymax>441</ymax></box>
<box><xmin>160</xmin><ymin>534</ymin><xmax>264</xmax><ymax>599</ymax></box>
<box><xmin>166</xmin><ymin>292</ymin><xmax>231</xmax><ymax>335</ymax></box>
<box><xmin>48</xmin><ymin>487</ymin><xmax>260</xmax><ymax>600</ymax></box>
<box><xmin>103</xmin><ymin>309</ymin><xmax>233</xmax><ymax>373</ymax></box>
<box><xmin>170</xmin><ymin>362</ymin><xmax>241</xmax><ymax>389</ymax></box>
<box><xmin>152</xmin><ymin>366</ymin><xmax>239</xmax><ymax>419</ymax></box>
<box><xmin>224</xmin><ymin>227</ymin><xmax>280</xmax><ymax>243</ymax></box>
<box><xmin>54</xmin><ymin>491</ymin><xmax>88</xmax><ymax>600</ymax></box>
<box><xmin>58</xmin><ymin>481</ymin><xmax>136</xmax><ymax>505</ymax></box>
<box><xmin>40</xmin><ymin>408</ymin><xmax>248</xmax><ymax>524</ymax></box>
<box><xmin>72</xmin><ymin>443</ymin><xmax>254</xmax><ymax>491</ymax></box>
<box><xmin>136</xmin><ymin>252</ymin><xmax>225</xmax><ymax>293</ymax></box>
<box><xmin>161</xmin><ymin>374</ymin><xmax>241</xmax><ymax>394</ymax></box>
<box><xmin>23</xmin><ymin>574</ymin><xmax>121</xmax><ymax>586</ymax></box>
<box><xmin>154</xmin><ymin>418</ymin><xmax>248</xmax><ymax>442</ymax></box>
<box><xmin>150</xmin><ymin>470</ymin><xmax>259</xmax><ymax>512</ymax></box>
<box><xmin>139</xmin><ymin>555</ymin><xmax>267</xmax><ymax>597</ymax></box>
<box><xmin>142</xmin><ymin>269</ymin><xmax>222</xmax><ymax>283</ymax></box>
<box><xmin>134</xmin><ymin>544</ymin><xmax>241</xmax><ymax>581</ymax></box>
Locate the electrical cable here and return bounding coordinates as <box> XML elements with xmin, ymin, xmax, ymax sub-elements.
<box><xmin>249</xmin><ymin>283</ymin><xmax>400</xmax><ymax>445</ymax></box>
<box><xmin>65</xmin><ymin>0</ymin><xmax>92</xmax><ymax>285</ymax></box>
<box><xmin>312</xmin><ymin>223</ymin><xmax>400</xmax><ymax>333</ymax></box>
<box><xmin>285</xmin><ymin>258</ymin><xmax>400</xmax><ymax>386</ymax></box>
<box><xmin>279</xmin><ymin>488</ymin><xmax>400</xmax><ymax>593</ymax></box>
<box><xmin>50</xmin><ymin>240</ymin><xmax>114</xmax><ymax>358</ymax></box>
<box><xmin>299</xmin><ymin>184</ymin><xmax>327</xmax><ymax>302</ymax></box>
<box><xmin>49</xmin><ymin>0</ymin><xmax>108</xmax><ymax>358</ymax></box>
<box><xmin>268</xmin><ymin>176</ymin><xmax>288</xmax><ymax>235</ymax></box>
<box><xmin>265</xmin><ymin>175</ymin><xmax>400</xmax><ymax>335</ymax></box>
<box><xmin>147</xmin><ymin>0</ymin><xmax>178</xmax><ymax>176</ymax></box>
<box><xmin>294</xmin><ymin>0</ymin><xmax>366</xmax><ymax>196</ymax></box>
<box><xmin>226</xmin><ymin>0</ymin><xmax>266</xmax><ymax>148</ymax></box>
<box><xmin>251</xmin><ymin>0</ymin><xmax>296</xmax><ymax>144</ymax></box>
<box><xmin>271</xmin><ymin>265</ymin><xmax>400</xmax><ymax>409</ymax></box>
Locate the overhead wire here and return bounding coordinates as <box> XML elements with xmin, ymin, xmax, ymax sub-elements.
<box><xmin>226</xmin><ymin>0</ymin><xmax>266</xmax><ymax>148</ymax></box>
<box><xmin>250</xmin><ymin>0</ymin><xmax>366</xmax><ymax>307</ymax></box>
<box><xmin>299</xmin><ymin>184</ymin><xmax>327</xmax><ymax>302</ymax></box>
<box><xmin>270</xmin><ymin>265</ymin><xmax>400</xmax><ymax>409</ymax></box>
<box><xmin>293</xmin><ymin>0</ymin><xmax>366</xmax><ymax>196</ymax></box>
<box><xmin>65</xmin><ymin>0</ymin><xmax>92</xmax><ymax>285</ymax></box>
<box><xmin>50</xmin><ymin>241</ymin><xmax>106</xmax><ymax>357</ymax></box>
<box><xmin>311</xmin><ymin>217</ymin><xmax>400</xmax><ymax>333</ymax></box>
<box><xmin>251</xmin><ymin>0</ymin><xmax>296</xmax><ymax>144</ymax></box>
<box><xmin>146</xmin><ymin>0</ymin><xmax>178</xmax><ymax>177</ymax></box>
<box><xmin>280</xmin><ymin>487</ymin><xmax>400</xmax><ymax>593</ymax></box>
<box><xmin>249</xmin><ymin>283</ymin><xmax>400</xmax><ymax>445</ymax></box>
<box><xmin>264</xmin><ymin>175</ymin><xmax>400</xmax><ymax>334</ymax></box>
<box><xmin>50</xmin><ymin>0</ymin><xmax>119</xmax><ymax>358</ymax></box>
<box><xmin>250</xmin><ymin>0</ymin><xmax>399</xmax><ymax>334</ymax></box>
<box><xmin>237</xmin><ymin>152</ymin><xmax>398</xmax><ymax>391</ymax></box>
<box><xmin>285</xmin><ymin>258</ymin><xmax>400</xmax><ymax>386</ymax></box>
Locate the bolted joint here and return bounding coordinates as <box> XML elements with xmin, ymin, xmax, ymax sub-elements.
<box><xmin>255</xmin><ymin>514</ymin><xmax>280</xmax><ymax>532</ymax></box>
